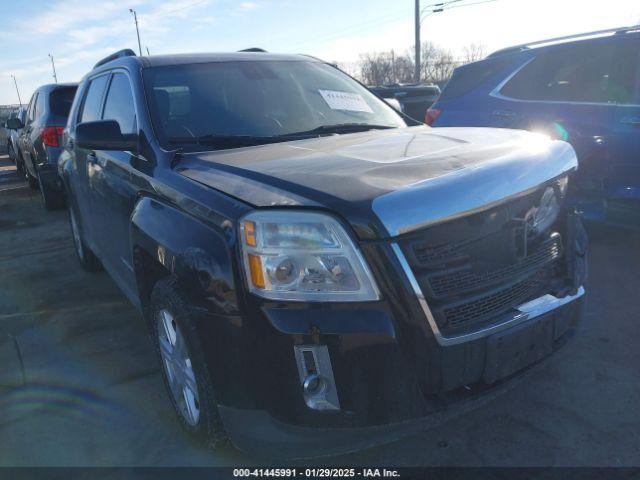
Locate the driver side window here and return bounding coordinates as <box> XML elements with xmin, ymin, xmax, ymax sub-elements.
<box><xmin>102</xmin><ymin>73</ymin><xmax>137</xmax><ymax>135</ymax></box>
<box><xmin>78</xmin><ymin>74</ymin><xmax>109</xmax><ymax>124</ymax></box>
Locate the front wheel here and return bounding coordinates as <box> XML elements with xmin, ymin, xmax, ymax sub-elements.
<box><xmin>150</xmin><ymin>277</ymin><xmax>228</xmax><ymax>450</ymax></box>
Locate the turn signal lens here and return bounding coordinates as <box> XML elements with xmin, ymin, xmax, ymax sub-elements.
<box><xmin>248</xmin><ymin>254</ymin><xmax>265</xmax><ymax>288</ymax></box>
<box><xmin>243</xmin><ymin>220</ymin><xmax>257</xmax><ymax>247</ymax></box>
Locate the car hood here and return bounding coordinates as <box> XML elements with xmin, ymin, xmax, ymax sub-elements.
<box><xmin>177</xmin><ymin>126</ymin><xmax>577</xmax><ymax>238</ymax></box>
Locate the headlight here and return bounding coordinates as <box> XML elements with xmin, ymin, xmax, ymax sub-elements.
<box><xmin>239</xmin><ymin>210</ymin><xmax>380</xmax><ymax>302</ymax></box>
<box><xmin>532</xmin><ymin>185</ymin><xmax>560</xmax><ymax>234</ymax></box>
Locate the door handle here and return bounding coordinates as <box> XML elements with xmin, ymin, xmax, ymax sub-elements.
<box><xmin>620</xmin><ymin>117</ymin><xmax>640</xmax><ymax>126</ymax></box>
<box><xmin>492</xmin><ymin>110</ymin><xmax>516</xmax><ymax>118</ymax></box>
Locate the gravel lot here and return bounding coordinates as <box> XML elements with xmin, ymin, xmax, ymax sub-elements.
<box><xmin>0</xmin><ymin>154</ymin><xmax>638</xmax><ymax>467</ymax></box>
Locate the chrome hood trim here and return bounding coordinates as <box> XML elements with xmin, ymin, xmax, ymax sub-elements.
<box><xmin>373</xmin><ymin>138</ymin><xmax>578</xmax><ymax>237</ymax></box>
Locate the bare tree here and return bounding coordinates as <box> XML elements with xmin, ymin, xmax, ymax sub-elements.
<box><xmin>420</xmin><ymin>42</ymin><xmax>458</xmax><ymax>86</ymax></box>
<box><xmin>359</xmin><ymin>52</ymin><xmax>395</xmax><ymax>86</ymax></box>
<box><xmin>462</xmin><ymin>43</ymin><xmax>486</xmax><ymax>63</ymax></box>
<box><xmin>354</xmin><ymin>42</ymin><xmax>485</xmax><ymax>87</ymax></box>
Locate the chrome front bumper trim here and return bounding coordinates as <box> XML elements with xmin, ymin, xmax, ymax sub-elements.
<box><xmin>391</xmin><ymin>243</ymin><xmax>585</xmax><ymax>347</ymax></box>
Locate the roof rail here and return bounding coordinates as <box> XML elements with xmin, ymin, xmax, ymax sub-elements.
<box><xmin>488</xmin><ymin>24</ymin><xmax>640</xmax><ymax>57</ymax></box>
<box><xmin>238</xmin><ymin>47</ymin><xmax>267</xmax><ymax>52</ymax></box>
<box><xmin>94</xmin><ymin>48</ymin><xmax>137</xmax><ymax>68</ymax></box>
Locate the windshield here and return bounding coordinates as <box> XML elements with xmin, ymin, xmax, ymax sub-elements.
<box><xmin>143</xmin><ymin>60</ymin><xmax>406</xmax><ymax>150</ymax></box>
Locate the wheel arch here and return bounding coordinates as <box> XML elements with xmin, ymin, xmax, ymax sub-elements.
<box><xmin>131</xmin><ymin>196</ymin><xmax>249</xmax><ymax>408</ymax></box>
<box><xmin>130</xmin><ymin>196</ymin><xmax>240</xmax><ymax>317</ymax></box>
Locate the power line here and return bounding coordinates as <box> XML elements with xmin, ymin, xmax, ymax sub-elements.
<box><xmin>141</xmin><ymin>0</ymin><xmax>208</xmax><ymax>20</ymax></box>
<box><xmin>442</xmin><ymin>0</ymin><xmax>499</xmax><ymax>11</ymax></box>
<box><xmin>415</xmin><ymin>0</ymin><xmax>498</xmax><ymax>82</ymax></box>
<box><xmin>293</xmin><ymin>9</ymin><xmax>409</xmax><ymax>49</ymax></box>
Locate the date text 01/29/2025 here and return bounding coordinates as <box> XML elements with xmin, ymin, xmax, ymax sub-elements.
<box><xmin>233</xmin><ymin>468</ymin><xmax>401</xmax><ymax>478</ymax></box>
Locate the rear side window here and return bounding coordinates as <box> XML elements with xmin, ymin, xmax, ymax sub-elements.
<box><xmin>26</xmin><ymin>94</ymin><xmax>37</xmax><ymax>123</ymax></box>
<box><xmin>79</xmin><ymin>75</ymin><xmax>109</xmax><ymax>123</ymax></box>
<box><xmin>34</xmin><ymin>93</ymin><xmax>46</xmax><ymax>119</ymax></box>
<box><xmin>500</xmin><ymin>40</ymin><xmax>637</xmax><ymax>104</ymax></box>
<box><xmin>50</xmin><ymin>87</ymin><xmax>78</xmax><ymax>117</ymax></box>
<box><xmin>439</xmin><ymin>57</ymin><xmax>513</xmax><ymax>101</ymax></box>
<box><xmin>102</xmin><ymin>73</ymin><xmax>137</xmax><ymax>135</ymax></box>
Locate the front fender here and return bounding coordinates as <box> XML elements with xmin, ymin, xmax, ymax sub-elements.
<box><xmin>130</xmin><ymin>196</ymin><xmax>239</xmax><ymax>316</ymax></box>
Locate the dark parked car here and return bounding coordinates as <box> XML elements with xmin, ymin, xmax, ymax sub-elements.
<box><xmin>427</xmin><ymin>26</ymin><xmax>640</xmax><ymax>225</ymax></box>
<box><xmin>370</xmin><ymin>83</ymin><xmax>440</xmax><ymax>121</ymax></box>
<box><xmin>6</xmin><ymin>83</ymin><xmax>78</xmax><ymax>210</ymax></box>
<box><xmin>5</xmin><ymin>106</ymin><xmax>26</xmax><ymax>171</ymax></box>
<box><xmin>59</xmin><ymin>49</ymin><xmax>587</xmax><ymax>458</ymax></box>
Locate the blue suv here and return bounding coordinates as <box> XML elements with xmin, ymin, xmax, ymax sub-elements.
<box><xmin>428</xmin><ymin>26</ymin><xmax>640</xmax><ymax>225</ymax></box>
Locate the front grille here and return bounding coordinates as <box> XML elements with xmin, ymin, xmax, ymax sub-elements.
<box><xmin>398</xmin><ymin>187</ymin><xmax>566</xmax><ymax>336</ymax></box>
<box><xmin>438</xmin><ymin>271</ymin><xmax>547</xmax><ymax>330</ymax></box>
<box><xmin>427</xmin><ymin>235</ymin><xmax>562</xmax><ymax>299</ymax></box>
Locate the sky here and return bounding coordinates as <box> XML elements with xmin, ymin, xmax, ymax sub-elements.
<box><xmin>0</xmin><ymin>0</ymin><xmax>638</xmax><ymax>105</ymax></box>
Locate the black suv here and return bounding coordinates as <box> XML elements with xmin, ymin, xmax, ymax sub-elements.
<box><xmin>7</xmin><ymin>83</ymin><xmax>78</xmax><ymax>210</ymax></box>
<box><xmin>59</xmin><ymin>49</ymin><xmax>587</xmax><ymax>458</ymax></box>
<box><xmin>370</xmin><ymin>83</ymin><xmax>441</xmax><ymax>121</ymax></box>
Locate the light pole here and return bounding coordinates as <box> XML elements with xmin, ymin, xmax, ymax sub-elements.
<box><xmin>129</xmin><ymin>8</ymin><xmax>143</xmax><ymax>56</ymax></box>
<box><xmin>48</xmin><ymin>53</ymin><xmax>58</xmax><ymax>83</ymax></box>
<box><xmin>11</xmin><ymin>75</ymin><xmax>22</xmax><ymax>106</ymax></box>
<box><xmin>414</xmin><ymin>0</ymin><xmax>496</xmax><ymax>83</ymax></box>
<box><xmin>414</xmin><ymin>0</ymin><xmax>420</xmax><ymax>82</ymax></box>
<box><xmin>415</xmin><ymin>1</ymin><xmax>446</xmax><ymax>82</ymax></box>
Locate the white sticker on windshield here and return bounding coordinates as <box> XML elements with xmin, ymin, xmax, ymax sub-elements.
<box><xmin>319</xmin><ymin>90</ymin><xmax>374</xmax><ymax>113</ymax></box>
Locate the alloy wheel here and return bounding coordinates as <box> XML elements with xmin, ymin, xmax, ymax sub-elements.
<box><xmin>157</xmin><ymin>308</ymin><xmax>201</xmax><ymax>426</ymax></box>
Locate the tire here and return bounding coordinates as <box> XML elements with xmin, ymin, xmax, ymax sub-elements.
<box><xmin>26</xmin><ymin>170</ymin><xmax>38</xmax><ymax>190</ymax></box>
<box><xmin>39</xmin><ymin>173</ymin><xmax>65</xmax><ymax>211</ymax></box>
<box><xmin>8</xmin><ymin>143</ymin><xmax>16</xmax><ymax>165</ymax></box>
<box><xmin>150</xmin><ymin>276</ymin><xmax>228</xmax><ymax>450</ymax></box>
<box><xmin>68</xmin><ymin>204</ymin><xmax>102</xmax><ymax>272</ymax></box>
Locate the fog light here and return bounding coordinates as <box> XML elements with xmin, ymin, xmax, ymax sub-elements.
<box><xmin>303</xmin><ymin>374</ymin><xmax>326</xmax><ymax>396</ymax></box>
<box><xmin>294</xmin><ymin>345</ymin><xmax>340</xmax><ymax>411</ymax></box>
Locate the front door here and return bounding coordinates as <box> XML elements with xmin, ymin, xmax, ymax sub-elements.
<box><xmin>87</xmin><ymin>71</ymin><xmax>140</xmax><ymax>296</ymax></box>
<box><xmin>73</xmin><ymin>73</ymin><xmax>110</xmax><ymax>247</ymax></box>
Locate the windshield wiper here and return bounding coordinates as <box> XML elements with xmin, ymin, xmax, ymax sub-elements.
<box><xmin>168</xmin><ymin>134</ymin><xmax>302</xmax><ymax>148</ymax></box>
<box><xmin>168</xmin><ymin>124</ymin><xmax>396</xmax><ymax>149</ymax></box>
<box><xmin>285</xmin><ymin>123</ymin><xmax>396</xmax><ymax>136</ymax></box>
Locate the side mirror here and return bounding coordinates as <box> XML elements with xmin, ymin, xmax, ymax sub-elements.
<box><xmin>76</xmin><ymin>120</ymin><xmax>138</xmax><ymax>152</ymax></box>
<box><xmin>6</xmin><ymin>117</ymin><xmax>24</xmax><ymax>130</ymax></box>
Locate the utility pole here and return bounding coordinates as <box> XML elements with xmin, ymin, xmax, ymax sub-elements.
<box><xmin>391</xmin><ymin>49</ymin><xmax>396</xmax><ymax>84</ymax></box>
<box><xmin>11</xmin><ymin>75</ymin><xmax>22</xmax><ymax>106</ymax></box>
<box><xmin>129</xmin><ymin>8</ymin><xmax>143</xmax><ymax>56</ymax></box>
<box><xmin>414</xmin><ymin>0</ymin><xmax>421</xmax><ymax>83</ymax></box>
<box><xmin>48</xmin><ymin>53</ymin><xmax>58</xmax><ymax>83</ymax></box>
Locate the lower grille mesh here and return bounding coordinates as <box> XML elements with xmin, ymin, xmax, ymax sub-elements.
<box><xmin>428</xmin><ymin>235</ymin><xmax>562</xmax><ymax>299</ymax></box>
<box><xmin>439</xmin><ymin>271</ymin><xmax>547</xmax><ymax>330</ymax></box>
